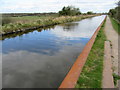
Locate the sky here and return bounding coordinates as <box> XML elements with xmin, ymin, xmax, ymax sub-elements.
<box><xmin>0</xmin><ymin>0</ymin><xmax>119</xmax><ymax>13</ymax></box>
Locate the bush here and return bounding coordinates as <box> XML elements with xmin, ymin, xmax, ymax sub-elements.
<box><xmin>87</xmin><ymin>11</ymin><xmax>93</xmax><ymax>15</ymax></box>
<box><xmin>113</xmin><ymin>73</ymin><xmax>120</xmax><ymax>86</ymax></box>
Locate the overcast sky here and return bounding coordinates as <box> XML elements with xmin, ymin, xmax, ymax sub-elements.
<box><xmin>0</xmin><ymin>0</ymin><xmax>118</xmax><ymax>13</ymax></box>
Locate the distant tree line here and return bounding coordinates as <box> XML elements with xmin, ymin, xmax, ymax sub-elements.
<box><xmin>109</xmin><ymin>1</ymin><xmax>120</xmax><ymax>21</ymax></box>
<box><xmin>87</xmin><ymin>11</ymin><xmax>94</xmax><ymax>15</ymax></box>
<box><xmin>59</xmin><ymin>6</ymin><xmax>96</xmax><ymax>16</ymax></box>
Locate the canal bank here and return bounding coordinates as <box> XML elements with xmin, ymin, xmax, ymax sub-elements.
<box><xmin>1</xmin><ymin>15</ymin><xmax>99</xmax><ymax>36</ymax></box>
<box><xmin>59</xmin><ymin>16</ymin><xmax>107</xmax><ymax>88</ymax></box>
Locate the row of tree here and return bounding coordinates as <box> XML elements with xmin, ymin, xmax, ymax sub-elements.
<box><xmin>59</xmin><ymin>6</ymin><xmax>94</xmax><ymax>16</ymax></box>
<box><xmin>109</xmin><ymin>1</ymin><xmax>120</xmax><ymax>22</ymax></box>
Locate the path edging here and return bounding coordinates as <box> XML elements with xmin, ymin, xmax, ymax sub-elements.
<box><xmin>102</xmin><ymin>41</ymin><xmax>114</xmax><ymax>88</ymax></box>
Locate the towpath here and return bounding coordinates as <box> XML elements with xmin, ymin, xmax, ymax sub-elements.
<box><xmin>104</xmin><ymin>16</ymin><xmax>119</xmax><ymax>88</ymax></box>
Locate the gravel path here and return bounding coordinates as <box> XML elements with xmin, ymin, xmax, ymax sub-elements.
<box><xmin>104</xmin><ymin>16</ymin><xmax>119</xmax><ymax>88</ymax></box>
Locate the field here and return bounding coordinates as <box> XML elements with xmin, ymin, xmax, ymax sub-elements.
<box><xmin>2</xmin><ymin>14</ymin><xmax>59</xmax><ymax>25</ymax></box>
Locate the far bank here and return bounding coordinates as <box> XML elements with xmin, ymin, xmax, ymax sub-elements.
<box><xmin>1</xmin><ymin>14</ymin><xmax>101</xmax><ymax>36</ymax></box>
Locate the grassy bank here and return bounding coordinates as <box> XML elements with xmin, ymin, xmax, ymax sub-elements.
<box><xmin>2</xmin><ymin>14</ymin><xmax>59</xmax><ymax>25</ymax></box>
<box><xmin>75</xmin><ymin>19</ymin><xmax>106</xmax><ymax>88</ymax></box>
<box><xmin>1</xmin><ymin>15</ymin><xmax>98</xmax><ymax>35</ymax></box>
<box><xmin>109</xmin><ymin>16</ymin><xmax>120</xmax><ymax>34</ymax></box>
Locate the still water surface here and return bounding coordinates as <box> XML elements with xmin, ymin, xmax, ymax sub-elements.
<box><xmin>2</xmin><ymin>15</ymin><xmax>105</xmax><ymax>88</ymax></box>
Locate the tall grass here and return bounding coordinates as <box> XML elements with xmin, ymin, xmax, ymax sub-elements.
<box><xmin>2</xmin><ymin>17</ymin><xmax>12</xmax><ymax>25</ymax></box>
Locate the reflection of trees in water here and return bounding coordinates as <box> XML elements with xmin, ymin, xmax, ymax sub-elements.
<box><xmin>62</xmin><ymin>23</ymin><xmax>79</xmax><ymax>32</ymax></box>
<box><xmin>1</xmin><ymin>26</ymin><xmax>55</xmax><ymax>40</ymax></box>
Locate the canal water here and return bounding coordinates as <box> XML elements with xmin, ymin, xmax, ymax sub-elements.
<box><xmin>2</xmin><ymin>15</ymin><xmax>105</xmax><ymax>88</ymax></box>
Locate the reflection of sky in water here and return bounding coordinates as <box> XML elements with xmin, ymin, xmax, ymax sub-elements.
<box><xmin>51</xmin><ymin>16</ymin><xmax>105</xmax><ymax>38</ymax></box>
<box><xmin>2</xmin><ymin>28</ymin><xmax>89</xmax><ymax>55</ymax></box>
<box><xmin>2</xmin><ymin>15</ymin><xmax>106</xmax><ymax>88</ymax></box>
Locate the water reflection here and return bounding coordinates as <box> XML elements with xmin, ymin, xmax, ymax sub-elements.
<box><xmin>52</xmin><ymin>16</ymin><xmax>104</xmax><ymax>39</ymax></box>
<box><xmin>61</xmin><ymin>23</ymin><xmax>79</xmax><ymax>31</ymax></box>
<box><xmin>3</xmin><ymin>43</ymin><xmax>84</xmax><ymax>88</ymax></box>
<box><xmin>1</xmin><ymin>26</ymin><xmax>55</xmax><ymax>41</ymax></box>
<box><xmin>2</xmin><ymin>15</ymin><xmax>106</xmax><ymax>88</ymax></box>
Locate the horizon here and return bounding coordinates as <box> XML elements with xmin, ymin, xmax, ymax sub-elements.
<box><xmin>0</xmin><ymin>0</ymin><xmax>118</xmax><ymax>13</ymax></box>
<box><xmin>1</xmin><ymin>12</ymin><xmax>108</xmax><ymax>14</ymax></box>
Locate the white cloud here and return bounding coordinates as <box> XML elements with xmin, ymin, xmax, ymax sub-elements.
<box><xmin>0</xmin><ymin>0</ymin><xmax>118</xmax><ymax>13</ymax></box>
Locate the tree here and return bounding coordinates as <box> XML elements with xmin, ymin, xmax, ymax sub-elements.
<box><xmin>59</xmin><ymin>6</ymin><xmax>81</xmax><ymax>16</ymax></box>
<box><xmin>115</xmin><ymin>7</ymin><xmax>120</xmax><ymax>21</ymax></box>
<box><xmin>117</xmin><ymin>0</ymin><xmax>120</xmax><ymax>6</ymax></box>
<box><xmin>109</xmin><ymin>9</ymin><xmax>116</xmax><ymax>17</ymax></box>
<box><xmin>116</xmin><ymin>1</ymin><xmax>120</xmax><ymax>21</ymax></box>
<box><xmin>87</xmin><ymin>11</ymin><xmax>93</xmax><ymax>15</ymax></box>
<box><xmin>109</xmin><ymin>0</ymin><xmax>120</xmax><ymax>21</ymax></box>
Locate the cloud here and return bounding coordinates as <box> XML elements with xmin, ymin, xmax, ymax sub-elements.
<box><xmin>0</xmin><ymin>0</ymin><xmax>118</xmax><ymax>13</ymax></box>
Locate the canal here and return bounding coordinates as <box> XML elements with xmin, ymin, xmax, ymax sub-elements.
<box><xmin>2</xmin><ymin>15</ymin><xmax>106</xmax><ymax>88</ymax></box>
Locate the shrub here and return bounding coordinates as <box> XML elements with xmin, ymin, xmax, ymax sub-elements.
<box><xmin>87</xmin><ymin>11</ymin><xmax>93</xmax><ymax>15</ymax></box>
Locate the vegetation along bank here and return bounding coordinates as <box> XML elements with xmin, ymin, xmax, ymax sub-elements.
<box><xmin>109</xmin><ymin>0</ymin><xmax>120</xmax><ymax>34</ymax></box>
<box><xmin>109</xmin><ymin>16</ymin><xmax>120</xmax><ymax>34</ymax></box>
<box><xmin>1</xmin><ymin>15</ymin><xmax>100</xmax><ymax>36</ymax></box>
<box><xmin>76</xmin><ymin>19</ymin><xmax>106</xmax><ymax>88</ymax></box>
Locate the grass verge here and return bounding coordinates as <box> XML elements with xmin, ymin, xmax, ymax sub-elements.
<box><xmin>109</xmin><ymin>16</ymin><xmax>120</xmax><ymax>34</ymax></box>
<box><xmin>75</xmin><ymin>19</ymin><xmax>106</xmax><ymax>88</ymax></box>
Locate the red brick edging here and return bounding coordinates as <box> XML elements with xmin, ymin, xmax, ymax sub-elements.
<box><xmin>59</xmin><ymin>16</ymin><xmax>107</xmax><ymax>88</ymax></box>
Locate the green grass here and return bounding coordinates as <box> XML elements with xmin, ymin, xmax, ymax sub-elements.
<box><xmin>75</xmin><ymin>20</ymin><xmax>106</xmax><ymax>88</ymax></box>
<box><xmin>2</xmin><ymin>14</ymin><xmax>59</xmax><ymax>25</ymax></box>
<box><xmin>109</xmin><ymin>16</ymin><xmax>120</xmax><ymax>34</ymax></box>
